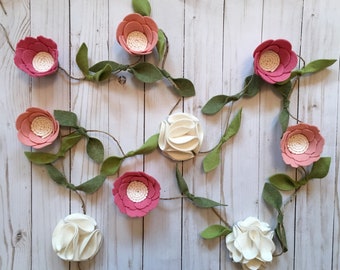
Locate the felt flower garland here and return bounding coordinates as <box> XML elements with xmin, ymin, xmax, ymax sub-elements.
<box><xmin>3</xmin><ymin>0</ymin><xmax>336</xmax><ymax>268</ymax></box>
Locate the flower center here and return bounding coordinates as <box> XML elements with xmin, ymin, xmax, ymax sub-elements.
<box><xmin>126</xmin><ymin>31</ymin><xmax>148</xmax><ymax>52</ymax></box>
<box><xmin>31</xmin><ymin>116</ymin><xmax>54</xmax><ymax>138</ymax></box>
<box><xmin>126</xmin><ymin>181</ymin><xmax>148</xmax><ymax>203</ymax></box>
<box><xmin>287</xmin><ymin>134</ymin><xmax>309</xmax><ymax>154</ymax></box>
<box><xmin>259</xmin><ymin>50</ymin><xmax>280</xmax><ymax>72</ymax></box>
<box><xmin>32</xmin><ymin>52</ymin><xmax>55</xmax><ymax>72</ymax></box>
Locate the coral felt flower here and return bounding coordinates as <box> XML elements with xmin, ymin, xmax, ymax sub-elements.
<box><xmin>116</xmin><ymin>13</ymin><xmax>158</xmax><ymax>55</ymax></box>
<box><xmin>253</xmin><ymin>39</ymin><xmax>298</xmax><ymax>84</ymax></box>
<box><xmin>112</xmin><ymin>171</ymin><xmax>160</xmax><ymax>217</ymax></box>
<box><xmin>226</xmin><ymin>217</ymin><xmax>275</xmax><ymax>270</ymax></box>
<box><xmin>15</xmin><ymin>107</ymin><xmax>59</xmax><ymax>149</ymax></box>
<box><xmin>52</xmin><ymin>213</ymin><xmax>103</xmax><ymax>261</ymax></box>
<box><xmin>158</xmin><ymin>112</ymin><xmax>204</xmax><ymax>161</ymax></box>
<box><xmin>280</xmin><ymin>123</ymin><xmax>325</xmax><ymax>168</ymax></box>
<box><xmin>14</xmin><ymin>35</ymin><xmax>59</xmax><ymax>77</ymax></box>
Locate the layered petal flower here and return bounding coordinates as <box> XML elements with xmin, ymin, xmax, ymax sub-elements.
<box><xmin>226</xmin><ymin>217</ymin><xmax>275</xmax><ymax>270</ymax></box>
<box><xmin>280</xmin><ymin>123</ymin><xmax>325</xmax><ymax>168</ymax></box>
<box><xmin>52</xmin><ymin>213</ymin><xmax>103</xmax><ymax>261</ymax></box>
<box><xmin>158</xmin><ymin>112</ymin><xmax>204</xmax><ymax>161</ymax></box>
<box><xmin>116</xmin><ymin>13</ymin><xmax>158</xmax><ymax>55</ymax></box>
<box><xmin>15</xmin><ymin>107</ymin><xmax>59</xmax><ymax>149</ymax></box>
<box><xmin>14</xmin><ymin>36</ymin><xmax>59</xmax><ymax>77</ymax></box>
<box><xmin>112</xmin><ymin>171</ymin><xmax>160</xmax><ymax>217</ymax></box>
<box><xmin>253</xmin><ymin>39</ymin><xmax>298</xmax><ymax>84</ymax></box>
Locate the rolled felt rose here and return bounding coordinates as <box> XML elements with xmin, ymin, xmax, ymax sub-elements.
<box><xmin>52</xmin><ymin>213</ymin><xmax>103</xmax><ymax>261</ymax></box>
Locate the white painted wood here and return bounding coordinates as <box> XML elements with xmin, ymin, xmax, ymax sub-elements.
<box><xmin>0</xmin><ymin>0</ymin><xmax>339</xmax><ymax>269</ymax></box>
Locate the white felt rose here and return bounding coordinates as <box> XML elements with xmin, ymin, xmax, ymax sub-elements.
<box><xmin>226</xmin><ymin>217</ymin><xmax>275</xmax><ymax>270</ymax></box>
<box><xmin>158</xmin><ymin>112</ymin><xmax>204</xmax><ymax>161</ymax></box>
<box><xmin>52</xmin><ymin>213</ymin><xmax>103</xmax><ymax>261</ymax></box>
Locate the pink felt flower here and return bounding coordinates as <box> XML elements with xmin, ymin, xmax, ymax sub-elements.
<box><xmin>253</xmin><ymin>39</ymin><xmax>298</xmax><ymax>84</ymax></box>
<box><xmin>14</xmin><ymin>36</ymin><xmax>59</xmax><ymax>77</ymax></box>
<box><xmin>16</xmin><ymin>107</ymin><xmax>60</xmax><ymax>149</ymax></box>
<box><xmin>116</xmin><ymin>13</ymin><xmax>158</xmax><ymax>55</ymax></box>
<box><xmin>280</xmin><ymin>123</ymin><xmax>325</xmax><ymax>168</ymax></box>
<box><xmin>112</xmin><ymin>171</ymin><xmax>160</xmax><ymax>217</ymax></box>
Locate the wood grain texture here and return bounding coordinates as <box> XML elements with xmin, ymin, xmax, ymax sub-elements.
<box><xmin>0</xmin><ymin>0</ymin><xmax>339</xmax><ymax>269</ymax></box>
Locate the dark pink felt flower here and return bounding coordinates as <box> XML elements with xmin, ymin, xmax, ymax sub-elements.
<box><xmin>16</xmin><ymin>107</ymin><xmax>60</xmax><ymax>149</ymax></box>
<box><xmin>253</xmin><ymin>39</ymin><xmax>298</xmax><ymax>84</ymax></box>
<box><xmin>112</xmin><ymin>171</ymin><xmax>160</xmax><ymax>217</ymax></box>
<box><xmin>14</xmin><ymin>36</ymin><xmax>59</xmax><ymax>77</ymax></box>
<box><xmin>116</xmin><ymin>13</ymin><xmax>158</xmax><ymax>56</ymax></box>
<box><xmin>280</xmin><ymin>123</ymin><xmax>324</xmax><ymax>168</ymax></box>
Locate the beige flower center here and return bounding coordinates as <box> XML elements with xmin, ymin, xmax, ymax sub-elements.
<box><xmin>287</xmin><ymin>134</ymin><xmax>309</xmax><ymax>154</ymax></box>
<box><xmin>126</xmin><ymin>181</ymin><xmax>148</xmax><ymax>203</ymax></box>
<box><xmin>259</xmin><ymin>50</ymin><xmax>280</xmax><ymax>72</ymax></box>
<box><xmin>31</xmin><ymin>116</ymin><xmax>54</xmax><ymax>138</ymax></box>
<box><xmin>32</xmin><ymin>52</ymin><xmax>55</xmax><ymax>72</ymax></box>
<box><xmin>126</xmin><ymin>31</ymin><xmax>148</xmax><ymax>52</ymax></box>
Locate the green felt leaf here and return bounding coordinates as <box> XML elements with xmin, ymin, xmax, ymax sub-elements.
<box><xmin>269</xmin><ymin>173</ymin><xmax>297</xmax><ymax>191</ymax></box>
<box><xmin>100</xmin><ymin>156</ymin><xmax>124</xmax><ymax>176</ymax></box>
<box><xmin>57</xmin><ymin>132</ymin><xmax>83</xmax><ymax>157</ymax></box>
<box><xmin>243</xmin><ymin>74</ymin><xmax>262</xmax><ymax>97</ymax></box>
<box><xmin>89</xmin><ymin>61</ymin><xmax>124</xmax><ymax>73</ymax></box>
<box><xmin>222</xmin><ymin>108</ymin><xmax>242</xmax><ymax>143</ymax></box>
<box><xmin>275</xmin><ymin>81</ymin><xmax>292</xmax><ymax>99</ymax></box>
<box><xmin>130</xmin><ymin>62</ymin><xmax>163</xmax><ymax>83</ymax></box>
<box><xmin>132</xmin><ymin>0</ymin><xmax>151</xmax><ymax>16</ymax></box>
<box><xmin>126</xmin><ymin>133</ymin><xmax>159</xmax><ymax>157</ymax></box>
<box><xmin>203</xmin><ymin>147</ymin><xmax>221</xmax><ymax>173</ymax></box>
<box><xmin>176</xmin><ymin>165</ymin><xmax>190</xmax><ymax>195</ymax></box>
<box><xmin>262</xmin><ymin>183</ymin><xmax>282</xmax><ymax>211</ymax></box>
<box><xmin>25</xmin><ymin>152</ymin><xmax>59</xmax><ymax>165</ymax></box>
<box><xmin>54</xmin><ymin>110</ymin><xmax>79</xmax><ymax>128</ymax></box>
<box><xmin>75</xmin><ymin>174</ymin><xmax>106</xmax><ymax>194</ymax></box>
<box><xmin>170</xmin><ymin>78</ymin><xmax>196</xmax><ymax>97</ymax></box>
<box><xmin>201</xmin><ymin>95</ymin><xmax>229</xmax><ymax>115</ymax></box>
<box><xmin>76</xmin><ymin>43</ymin><xmax>90</xmax><ymax>76</ymax></box>
<box><xmin>192</xmin><ymin>196</ymin><xmax>226</xmax><ymax>208</ymax></box>
<box><xmin>86</xmin><ymin>137</ymin><xmax>104</xmax><ymax>163</ymax></box>
<box><xmin>156</xmin><ymin>29</ymin><xmax>167</xmax><ymax>63</ymax></box>
<box><xmin>279</xmin><ymin>107</ymin><xmax>290</xmax><ymax>133</ymax></box>
<box><xmin>299</xmin><ymin>59</ymin><xmax>337</xmax><ymax>75</ymax></box>
<box><xmin>275</xmin><ymin>213</ymin><xmax>288</xmax><ymax>252</ymax></box>
<box><xmin>93</xmin><ymin>64</ymin><xmax>113</xmax><ymax>82</ymax></box>
<box><xmin>308</xmin><ymin>157</ymin><xmax>331</xmax><ymax>179</ymax></box>
<box><xmin>45</xmin><ymin>164</ymin><xmax>75</xmax><ymax>190</ymax></box>
<box><xmin>200</xmin><ymin>224</ymin><xmax>232</xmax><ymax>239</ymax></box>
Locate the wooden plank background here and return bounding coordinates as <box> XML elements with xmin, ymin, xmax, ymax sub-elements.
<box><xmin>0</xmin><ymin>0</ymin><xmax>339</xmax><ymax>269</ymax></box>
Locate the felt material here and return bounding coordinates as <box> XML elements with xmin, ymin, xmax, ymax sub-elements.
<box><xmin>116</xmin><ymin>13</ymin><xmax>158</xmax><ymax>55</ymax></box>
<box><xmin>14</xmin><ymin>36</ymin><xmax>58</xmax><ymax>77</ymax></box>
<box><xmin>112</xmin><ymin>171</ymin><xmax>160</xmax><ymax>217</ymax></box>
<box><xmin>280</xmin><ymin>123</ymin><xmax>325</xmax><ymax>168</ymax></box>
